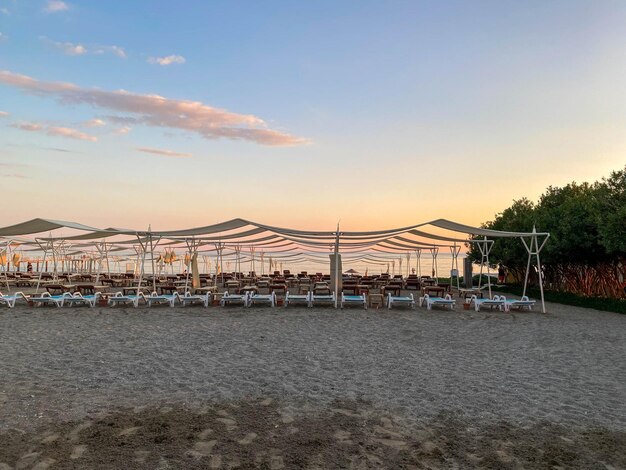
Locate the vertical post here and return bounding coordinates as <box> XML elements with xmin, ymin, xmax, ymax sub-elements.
<box><xmin>333</xmin><ymin>222</ymin><xmax>341</xmax><ymax>308</ymax></box>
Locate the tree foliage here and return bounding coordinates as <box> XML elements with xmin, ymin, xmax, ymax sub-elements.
<box><xmin>468</xmin><ymin>166</ymin><xmax>626</xmax><ymax>298</ymax></box>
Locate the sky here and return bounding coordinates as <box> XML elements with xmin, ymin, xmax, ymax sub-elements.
<box><xmin>1</xmin><ymin>0</ymin><xmax>625</xmax><ymax>232</ymax></box>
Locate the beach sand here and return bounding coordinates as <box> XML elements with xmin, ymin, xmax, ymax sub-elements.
<box><xmin>1</xmin><ymin>301</ymin><xmax>625</xmax><ymax>468</ymax></box>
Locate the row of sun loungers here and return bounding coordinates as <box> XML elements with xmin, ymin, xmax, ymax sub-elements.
<box><xmin>0</xmin><ymin>290</ymin><xmax>536</xmax><ymax>311</ymax></box>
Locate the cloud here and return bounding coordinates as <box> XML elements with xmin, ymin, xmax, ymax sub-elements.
<box><xmin>41</xmin><ymin>37</ymin><xmax>126</xmax><ymax>59</ymax></box>
<box><xmin>12</xmin><ymin>122</ymin><xmax>42</xmax><ymax>131</ymax></box>
<box><xmin>136</xmin><ymin>147</ymin><xmax>192</xmax><ymax>158</ymax></box>
<box><xmin>0</xmin><ymin>8</ymin><xmax>9</xmax><ymax>15</ymax></box>
<box><xmin>2</xmin><ymin>173</ymin><xmax>27</xmax><ymax>179</ymax></box>
<box><xmin>84</xmin><ymin>118</ymin><xmax>105</xmax><ymax>127</ymax></box>
<box><xmin>113</xmin><ymin>126</ymin><xmax>131</xmax><ymax>135</ymax></box>
<box><xmin>44</xmin><ymin>1</ymin><xmax>69</xmax><ymax>13</ymax></box>
<box><xmin>148</xmin><ymin>55</ymin><xmax>186</xmax><ymax>66</ymax></box>
<box><xmin>0</xmin><ymin>70</ymin><xmax>309</xmax><ymax>146</ymax></box>
<box><xmin>11</xmin><ymin>121</ymin><xmax>97</xmax><ymax>141</ymax></box>
<box><xmin>0</xmin><ymin>111</ymin><xmax>8</xmax><ymax>117</ymax></box>
<box><xmin>47</xmin><ymin>126</ymin><xmax>97</xmax><ymax>141</ymax></box>
<box><xmin>0</xmin><ymin>32</ymin><xmax>7</xmax><ymax>41</ymax></box>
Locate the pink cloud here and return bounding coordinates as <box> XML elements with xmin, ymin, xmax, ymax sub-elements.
<box><xmin>0</xmin><ymin>110</ymin><xmax>9</xmax><ymax>117</ymax></box>
<box><xmin>136</xmin><ymin>147</ymin><xmax>192</xmax><ymax>158</ymax></box>
<box><xmin>47</xmin><ymin>126</ymin><xmax>97</xmax><ymax>141</ymax></box>
<box><xmin>0</xmin><ymin>70</ymin><xmax>309</xmax><ymax>146</ymax></box>
<box><xmin>12</xmin><ymin>122</ymin><xmax>42</xmax><ymax>131</ymax></box>
<box><xmin>84</xmin><ymin>118</ymin><xmax>105</xmax><ymax>127</ymax></box>
<box><xmin>11</xmin><ymin>121</ymin><xmax>97</xmax><ymax>141</ymax></box>
<box><xmin>44</xmin><ymin>1</ymin><xmax>69</xmax><ymax>13</ymax></box>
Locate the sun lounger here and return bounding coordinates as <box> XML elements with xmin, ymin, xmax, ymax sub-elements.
<box><xmin>340</xmin><ymin>293</ymin><xmax>367</xmax><ymax>309</ymax></box>
<box><xmin>63</xmin><ymin>292</ymin><xmax>102</xmax><ymax>308</ymax></box>
<box><xmin>500</xmin><ymin>295</ymin><xmax>536</xmax><ymax>311</ymax></box>
<box><xmin>310</xmin><ymin>292</ymin><xmax>336</xmax><ymax>307</ymax></box>
<box><xmin>220</xmin><ymin>291</ymin><xmax>248</xmax><ymax>307</ymax></box>
<box><xmin>247</xmin><ymin>292</ymin><xmax>276</xmax><ymax>307</ymax></box>
<box><xmin>387</xmin><ymin>293</ymin><xmax>415</xmax><ymax>309</ymax></box>
<box><xmin>108</xmin><ymin>291</ymin><xmax>146</xmax><ymax>308</ymax></box>
<box><xmin>145</xmin><ymin>291</ymin><xmax>179</xmax><ymax>307</ymax></box>
<box><xmin>179</xmin><ymin>291</ymin><xmax>210</xmax><ymax>307</ymax></box>
<box><xmin>469</xmin><ymin>294</ymin><xmax>505</xmax><ymax>312</ymax></box>
<box><xmin>0</xmin><ymin>291</ymin><xmax>29</xmax><ymax>308</ymax></box>
<box><xmin>419</xmin><ymin>294</ymin><xmax>455</xmax><ymax>310</ymax></box>
<box><xmin>284</xmin><ymin>291</ymin><xmax>311</xmax><ymax>307</ymax></box>
<box><xmin>30</xmin><ymin>292</ymin><xmax>74</xmax><ymax>308</ymax></box>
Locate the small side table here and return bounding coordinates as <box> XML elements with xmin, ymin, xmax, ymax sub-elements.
<box><xmin>369</xmin><ymin>293</ymin><xmax>384</xmax><ymax>309</ymax></box>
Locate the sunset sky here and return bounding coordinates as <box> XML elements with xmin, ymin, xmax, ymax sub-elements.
<box><xmin>1</xmin><ymin>0</ymin><xmax>625</xmax><ymax>232</ymax></box>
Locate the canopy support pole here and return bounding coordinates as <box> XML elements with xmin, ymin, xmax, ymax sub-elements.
<box><xmin>450</xmin><ymin>243</ymin><xmax>461</xmax><ymax>291</ymax></box>
<box><xmin>520</xmin><ymin>227</ymin><xmax>550</xmax><ymax>313</ymax></box>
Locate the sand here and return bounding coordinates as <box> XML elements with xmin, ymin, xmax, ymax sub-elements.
<box><xmin>1</xmin><ymin>300</ymin><xmax>625</xmax><ymax>468</ymax></box>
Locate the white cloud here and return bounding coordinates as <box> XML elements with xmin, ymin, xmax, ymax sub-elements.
<box><xmin>148</xmin><ymin>55</ymin><xmax>186</xmax><ymax>66</ymax></box>
<box><xmin>0</xmin><ymin>111</ymin><xmax>8</xmax><ymax>117</ymax></box>
<box><xmin>136</xmin><ymin>147</ymin><xmax>191</xmax><ymax>158</ymax></box>
<box><xmin>0</xmin><ymin>8</ymin><xmax>9</xmax><ymax>15</ymax></box>
<box><xmin>41</xmin><ymin>37</ymin><xmax>127</xmax><ymax>59</ymax></box>
<box><xmin>0</xmin><ymin>32</ymin><xmax>7</xmax><ymax>41</ymax></box>
<box><xmin>0</xmin><ymin>70</ymin><xmax>309</xmax><ymax>146</ymax></box>
<box><xmin>44</xmin><ymin>1</ymin><xmax>69</xmax><ymax>13</ymax></box>
<box><xmin>84</xmin><ymin>118</ymin><xmax>105</xmax><ymax>127</ymax></box>
<box><xmin>12</xmin><ymin>121</ymin><xmax>97</xmax><ymax>142</ymax></box>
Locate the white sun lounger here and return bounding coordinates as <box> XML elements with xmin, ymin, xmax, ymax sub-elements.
<box><xmin>469</xmin><ymin>294</ymin><xmax>505</xmax><ymax>312</ymax></box>
<box><xmin>419</xmin><ymin>294</ymin><xmax>455</xmax><ymax>310</ymax></box>
<box><xmin>30</xmin><ymin>292</ymin><xmax>74</xmax><ymax>308</ymax></box>
<box><xmin>145</xmin><ymin>291</ymin><xmax>179</xmax><ymax>307</ymax></box>
<box><xmin>179</xmin><ymin>291</ymin><xmax>211</xmax><ymax>307</ymax></box>
<box><xmin>387</xmin><ymin>293</ymin><xmax>415</xmax><ymax>309</ymax></box>
<box><xmin>220</xmin><ymin>291</ymin><xmax>248</xmax><ymax>307</ymax></box>
<box><xmin>501</xmin><ymin>295</ymin><xmax>536</xmax><ymax>311</ymax></box>
<box><xmin>311</xmin><ymin>292</ymin><xmax>336</xmax><ymax>307</ymax></box>
<box><xmin>0</xmin><ymin>291</ymin><xmax>29</xmax><ymax>308</ymax></box>
<box><xmin>108</xmin><ymin>292</ymin><xmax>146</xmax><ymax>308</ymax></box>
<box><xmin>285</xmin><ymin>291</ymin><xmax>311</xmax><ymax>307</ymax></box>
<box><xmin>63</xmin><ymin>292</ymin><xmax>102</xmax><ymax>308</ymax></box>
<box><xmin>340</xmin><ymin>293</ymin><xmax>367</xmax><ymax>309</ymax></box>
<box><xmin>247</xmin><ymin>292</ymin><xmax>276</xmax><ymax>307</ymax></box>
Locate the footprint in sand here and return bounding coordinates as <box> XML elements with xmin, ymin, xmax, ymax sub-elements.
<box><xmin>134</xmin><ymin>450</ymin><xmax>150</xmax><ymax>463</ymax></box>
<box><xmin>15</xmin><ymin>452</ymin><xmax>40</xmax><ymax>469</ymax></box>
<box><xmin>216</xmin><ymin>417</ymin><xmax>237</xmax><ymax>431</ymax></box>
<box><xmin>237</xmin><ymin>432</ymin><xmax>257</xmax><ymax>445</ymax></box>
<box><xmin>209</xmin><ymin>455</ymin><xmax>222</xmax><ymax>469</ymax></box>
<box><xmin>188</xmin><ymin>440</ymin><xmax>218</xmax><ymax>458</ymax></box>
<box><xmin>280</xmin><ymin>413</ymin><xmax>294</xmax><ymax>424</ymax></box>
<box><xmin>373</xmin><ymin>425</ymin><xmax>404</xmax><ymax>439</ymax></box>
<box><xmin>67</xmin><ymin>421</ymin><xmax>92</xmax><ymax>442</ymax></box>
<box><xmin>198</xmin><ymin>428</ymin><xmax>214</xmax><ymax>440</ymax></box>
<box><xmin>333</xmin><ymin>430</ymin><xmax>353</xmax><ymax>444</ymax></box>
<box><xmin>217</xmin><ymin>409</ymin><xmax>231</xmax><ymax>417</ymax></box>
<box><xmin>331</xmin><ymin>408</ymin><xmax>360</xmax><ymax>417</ymax></box>
<box><xmin>40</xmin><ymin>433</ymin><xmax>59</xmax><ymax>444</ymax></box>
<box><xmin>260</xmin><ymin>397</ymin><xmax>273</xmax><ymax>406</ymax></box>
<box><xmin>373</xmin><ymin>438</ymin><xmax>408</xmax><ymax>450</ymax></box>
<box><xmin>70</xmin><ymin>445</ymin><xmax>87</xmax><ymax>460</ymax></box>
<box><xmin>119</xmin><ymin>426</ymin><xmax>141</xmax><ymax>437</ymax></box>
<box><xmin>31</xmin><ymin>458</ymin><xmax>56</xmax><ymax>470</ymax></box>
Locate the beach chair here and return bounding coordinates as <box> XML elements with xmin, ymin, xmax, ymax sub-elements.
<box><xmin>284</xmin><ymin>291</ymin><xmax>312</xmax><ymax>308</ymax></box>
<box><xmin>0</xmin><ymin>291</ymin><xmax>29</xmax><ymax>308</ymax></box>
<box><xmin>469</xmin><ymin>294</ymin><xmax>505</xmax><ymax>312</ymax></box>
<box><xmin>179</xmin><ymin>291</ymin><xmax>211</xmax><ymax>307</ymax></box>
<box><xmin>310</xmin><ymin>292</ymin><xmax>336</xmax><ymax>307</ymax></box>
<box><xmin>220</xmin><ymin>291</ymin><xmax>248</xmax><ymax>307</ymax></box>
<box><xmin>145</xmin><ymin>291</ymin><xmax>179</xmax><ymax>307</ymax></box>
<box><xmin>108</xmin><ymin>291</ymin><xmax>146</xmax><ymax>308</ymax></box>
<box><xmin>63</xmin><ymin>292</ymin><xmax>102</xmax><ymax>308</ymax></box>
<box><xmin>247</xmin><ymin>291</ymin><xmax>276</xmax><ymax>307</ymax></box>
<box><xmin>387</xmin><ymin>293</ymin><xmax>416</xmax><ymax>309</ymax></box>
<box><xmin>501</xmin><ymin>295</ymin><xmax>536</xmax><ymax>312</ymax></box>
<box><xmin>30</xmin><ymin>291</ymin><xmax>74</xmax><ymax>308</ymax></box>
<box><xmin>340</xmin><ymin>292</ymin><xmax>367</xmax><ymax>309</ymax></box>
<box><xmin>419</xmin><ymin>294</ymin><xmax>455</xmax><ymax>310</ymax></box>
